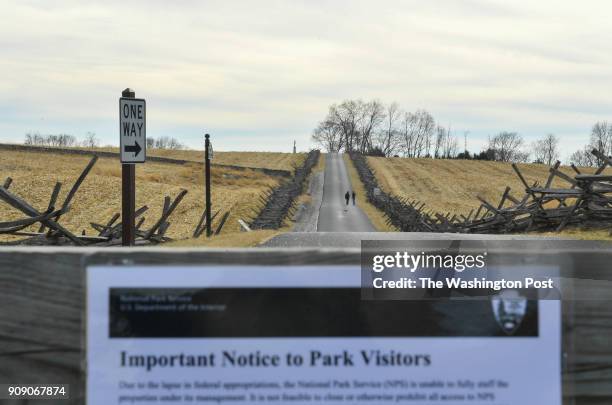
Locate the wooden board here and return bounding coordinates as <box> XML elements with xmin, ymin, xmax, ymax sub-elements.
<box><xmin>0</xmin><ymin>245</ymin><xmax>611</xmax><ymax>404</ymax></box>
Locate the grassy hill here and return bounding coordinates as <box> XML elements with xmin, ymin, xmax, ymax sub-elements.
<box><xmin>0</xmin><ymin>149</ymin><xmax>305</xmax><ymax>245</ymax></box>
<box><xmin>365</xmin><ymin>156</ymin><xmax>612</xmax><ymax>239</ymax></box>
<box><xmin>149</xmin><ymin>150</ymin><xmax>306</xmax><ymax>172</ymax></box>
<box><xmin>76</xmin><ymin>146</ymin><xmax>307</xmax><ymax>172</ymax></box>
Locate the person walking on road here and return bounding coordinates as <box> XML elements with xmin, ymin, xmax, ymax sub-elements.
<box><xmin>344</xmin><ymin>191</ymin><xmax>350</xmax><ymax>206</ymax></box>
<box><xmin>351</xmin><ymin>191</ymin><xmax>356</xmax><ymax>205</ymax></box>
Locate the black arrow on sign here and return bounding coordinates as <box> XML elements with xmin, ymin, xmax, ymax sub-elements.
<box><xmin>124</xmin><ymin>141</ymin><xmax>142</xmax><ymax>157</ymax></box>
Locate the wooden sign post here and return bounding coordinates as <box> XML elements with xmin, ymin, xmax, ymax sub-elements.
<box><xmin>120</xmin><ymin>88</ymin><xmax>146</xmax><ymax>246</ymax></box>
<box><xmin>204</xmin><ymin>133</ymin><xmax>212</xmax><ymax>237</ymax></box>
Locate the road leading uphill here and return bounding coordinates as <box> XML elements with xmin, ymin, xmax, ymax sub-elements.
<box><xmin>262</xmin><ymin>152</ymin><xmax>375</xmax><ymax>248</ymax></box>
<box><xmin>316</xmin><ymin>153</ymin><xmax>375</xmax><ymax>232</ymax></box>
<box><xmin>261</xmin><ymin>153</ymin><xmax>568</xmax><ymax>248</ymax></box>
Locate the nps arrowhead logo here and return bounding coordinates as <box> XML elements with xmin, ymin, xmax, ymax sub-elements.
<box><xmin>491</xmin><ymin>290</ymin><xmax>527</xmax><ymax>335</ymax></box>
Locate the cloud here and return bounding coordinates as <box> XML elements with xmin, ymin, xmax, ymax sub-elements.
<box><xmin>0</xmin><ymin>0</ymin><xmax>611</xmax><ymax>156</ymax></box>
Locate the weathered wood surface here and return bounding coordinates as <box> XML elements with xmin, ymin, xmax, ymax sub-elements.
<box><xmin>251</xmin><ymin>150</ymin><xmax>320</xmax><ymax>230</ymax></box>
<box><xmin>0</xmin><ymin>244</ymin><xmax>610</xmax><ymax>404</ymax></box>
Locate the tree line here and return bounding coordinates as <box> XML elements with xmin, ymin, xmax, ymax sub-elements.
<box><xmin>24</xmin><ymin>132</ymin><xmax>185</xmax><ymax>150</ymax></box>
<box><xmin>146</xmin><ymin>136</ymin><xmax>185</xmax><ymax>150</ymax></box>
<box><xmin>311</xmin><ymin>100</ymin><xmax>459</xmax><ymax>158</ymax></box>
<box><xmin>24</xmin><ymin>132</ymin><xmax>95</xmax><ymax>148</ymax></box>
<box><xmin>311</xmin><ymin>99</ymin><xmax>611</xmax><ymax>166</ymax></box>
<box><xmin>568</xmin><ymin>121</ymin><xmax>612</xmax><ymax>167</ymax></box>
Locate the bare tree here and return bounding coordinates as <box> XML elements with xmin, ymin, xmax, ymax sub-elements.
<box><xmin>566</xmin><ymin>121</ymin><xmax>612</xmax><ymax>167</ymax></box>
<box><xmin>155</xmin><ymin>136</ymin><xmax>184</xmax><ymax>150</ymax></box>
<box><xmin>356</xmin><ymin>99</ymin><xmax>385</xmax><ymax>153</ymax></box>
<box><xmin>312</xmin><ymin>121</ymin><xmax>341</xmax><ymax>152</ymax></box>
<box><xmin>146</xmin><ymin>137</ymin><xmax>156</xmax><ymax>148</ymax></box>
<box><xmin>167</xmin><ymin>137</ymin><xmax>183</xmax><ymax>150</ymax></box>
<box><xmin>83</xmin><ymin>132</ymin><xmax>99</xmax><ymax>148</ymax></box>
<box><xmin>24</xmin><ymin>132</ymin><xmax>76</xmax><ymax>147</ymax></box>
<box><xmin>376</xmin><ymin>102</ymin><xmax>401</xmax><ymax>157</ymax></box>
<box><xmin>569</xmin><ymin>146</ymin><xmax>598</xmax><ymax>167</ymax></box>
<box><xmin>589</xmin><ymin>122</ymin><xmax>612</xmax><ymax>165</ymax></box>
<box><xmin>47</xmin><ymin>135</ymin><xmax>59</xmax><ymax>146</ymax></box>
<box><xmin>335</xmin><ymin>100</ymin><xmax>361</xmax><ymax>152</ymax></box>
<box><xmin>434</xmin><ymin>126</ymin><xmax>444</xmax><ymax>158</ymax></box>
<box><xmin>315</xmin><ymin>99</ymin><xmax>384</xmax><ymax>153</ymax></box>
<box><xmin>155</xmin><ymin>136</ymin><xmax>169</xmax><ymax>149</ymax></box>
<box><xmin>313</xmin><ymin>101</ymin><xmax>464</xmax><ymax>158</ymax></box>
<box><xmin>400</xmin><ymin>110</ymin><xmax>435</xmax><ymax>157</ymax></box>
<box><xmin>58</xmin><ymin>134</ymin><xmax>77</xmax><ymax>147</ymax></box>
<box><xmin>532</xmin><ymin>134</ymin><xmax>560</xmax><ymax>165</ymax></box>
<box><xmin>435</xmin><ymin>125</ymin><xmax>459</xmax><ymax>158</ymax></box>
<box><xmin>487</xmin><ymin>132</ymin><xmax>528</xmax><ymax>162</ymax></box>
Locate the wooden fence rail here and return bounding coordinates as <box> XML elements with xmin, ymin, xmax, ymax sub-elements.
<box><xmin>250</xmin><ymin>150</ymin><xmax>320</xmax><ymax>230</ymax></box>
<box><xmin>0</xmin><ymin>242</ymin><xmax>611</xmax><ymax>404</ymax></box>
<box><xmin>0</xmin><ymin>154</ymin><xmax>241</xmax><ymax>245</ymax></box>
<box><xmin>350</xmin><ymin>150</ymin><xmax>612</xmax><ymax>235</ymax></box>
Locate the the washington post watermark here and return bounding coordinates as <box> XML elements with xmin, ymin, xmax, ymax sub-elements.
<box><xmin>361</xmin><ymin>239</ymin><xmax>612</xmax><ymax>301</ymax></box>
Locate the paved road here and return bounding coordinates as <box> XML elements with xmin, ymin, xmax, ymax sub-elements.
<box><xmin>261</xmin><ymin>153</ymin><xmax>564</xmax><ymax>248</ymax></box>
<box><xmin>262</xmin><ymin>152</ymin><xmax>375</xmax><ymax>247</ymax></box>
<box><xmin>260</xmin><ymin>231</ymin><xmax>564</xmax><ymax>248</ymax></box>
<box><xmin>316</xmin><ymin>153</ymin><xmax>375</xmax><ymax>232</ymax></box>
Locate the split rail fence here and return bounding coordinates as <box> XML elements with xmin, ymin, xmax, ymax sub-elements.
<box><xmin>1</xmin><ymin>150</ymin><xmax>320</xmax><ymax>245</ymax></box>
<box><xmin>250</xmin><ymin>150</ymin><xmax>320</xmax><ymax>230</ymax></box>
<box><xmin>1</xmin><ymin>157</ymin><xmax>230</xmax><ymax>246</ymax></box>
<box><xmin>350</xmin><ymin>150</ymin><xmax>612</xmax><ymax>235</ymax></box>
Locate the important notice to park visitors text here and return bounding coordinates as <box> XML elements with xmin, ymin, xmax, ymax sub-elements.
<box><xmin>87</xmin><ymin>265</ymin><xmax>561</xmax><ymax>404</ymax></box>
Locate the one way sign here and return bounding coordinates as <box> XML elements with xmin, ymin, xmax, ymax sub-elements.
<box><xmin>119</xmin><ymin>97</ymin><xmax>146</xmax><ymax>163</ymax></box>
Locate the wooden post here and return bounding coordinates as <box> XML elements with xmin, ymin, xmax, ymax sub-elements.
<box><xmin>122</xmin><ymin>88</ymin><xmax>136</xmax><ymax>246</ymax></box>
<box><xmin>2</xmin><ymin>245</ymin><xmax>612</xmax><ymax>402</ymax></box>
<box><xmin>205</xmin><ymin>133</ymin><xmax>212</xmax><ymax>237</ymax></box>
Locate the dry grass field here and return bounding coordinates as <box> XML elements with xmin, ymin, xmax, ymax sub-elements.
<box><xmin>0</xmin><ymin>149</ymin><xmax>294</xmax><ymax>245</ymax></box>
<box><xmin>79</xmin><ymin>146</ymin><xmax>306</xmax><ymax>172</ymax></box>
<box><xmin>172</xmin><ymin>152</ymin><xmax>326</xmax><ymax>244</ymax></box>
<box><xmin>365</xmin><ymin>156</ymin><xmax>612</xmax><ymax>239</ymax></box>
<box><xmin>367</xmin><ymin>157</ymin><xmax>611</xmax><ymax>216</ymax></box>
<box><xmin>147</xmin><ymin>149</ymin><xmax>306</xmax><ymax>172</ymax></box>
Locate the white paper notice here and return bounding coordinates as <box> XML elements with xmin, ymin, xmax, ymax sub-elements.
<box><xmin>87</xmin><ymin>265</ymin><xmax>561</xmax><ymax>404</ymax></box>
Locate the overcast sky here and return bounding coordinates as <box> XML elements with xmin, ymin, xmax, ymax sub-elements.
<box><xmin>2</xmin><ymin>0</ymin><xmax>612</xmax><ymax>159</ymax></box>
